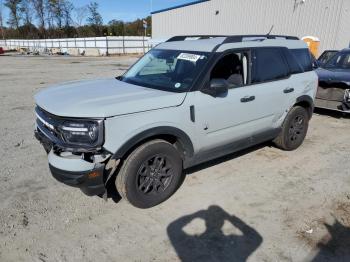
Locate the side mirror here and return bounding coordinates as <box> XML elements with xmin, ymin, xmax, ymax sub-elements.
<box><xmin>202</xmin><ymin>78</ymin><xmax>229</xmax><ymax>97</ymax></box>
<box><xmin>312</xmin><ymin>60</ymin><xmax>320</xmax><ymax>69</ymax></box>
<box><xmin>210</xmin><ymin>78</ymin><xmax>229</xmax><ymax>97</ymax></box>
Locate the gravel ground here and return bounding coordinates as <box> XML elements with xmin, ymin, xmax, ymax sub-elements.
<box><xmin>0</xmin><ymin>54</ymin><xmax>350</xmax><ymax>262</ymax></box>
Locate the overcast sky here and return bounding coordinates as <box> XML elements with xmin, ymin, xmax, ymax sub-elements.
<box><xmin>1</xmin><ymin>0</ymin><xmax>195</xmax><ymax>24</ymax></box>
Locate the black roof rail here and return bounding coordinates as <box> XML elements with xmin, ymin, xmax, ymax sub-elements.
<box><xmin>223</xmin><ymin>35</ymin><xmax>299</xmax><ymax>44</ymax></box>
<box><xmin>166</xmin><ymin>35</ymin><xmax>226</xmax><ymax>42</ymax></box>
<box><xmin>166</xmin><ymin>34</ymin><xmax>299</xmax><ymax>43</ymax></box>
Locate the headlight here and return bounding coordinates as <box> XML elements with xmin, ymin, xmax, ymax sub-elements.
<box><xmin>59</xmin><ymin>120</ymin><xmax>103</xmax><ymax>147</ymax></box>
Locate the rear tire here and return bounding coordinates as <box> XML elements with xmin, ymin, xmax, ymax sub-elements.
<box><xmin>273</xmin><ymin>106</ymin><xmax>309</xmax><ymax>151</ymax></box>
<box><xmin>116</xmin><ymin>139</ymin><xmax>183</xmax><ymax>208</ymax></box>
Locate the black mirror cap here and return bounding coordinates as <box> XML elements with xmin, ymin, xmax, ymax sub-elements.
<box><xmin>200</xmin><ymin>78</ymin><xmax>229</xmax><ymax>97</ymax></box>
<box><xmin>312</xmin><ymin>61</ymin><xmax>320</xmax><ymax>69</ymax></box>
<box><xmin>209</xmin><ymin>78</ymin><xmax>229</xmax><ymax>97</ymax></box>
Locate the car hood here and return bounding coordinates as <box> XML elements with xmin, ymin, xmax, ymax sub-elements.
<box><xmin>35</xmin><ymin>78</ymin><xmax>187</xmax><ymax>118</ymax></box>
<box><xmin>316</xmin><ymin>68</ymin><xmax>350</xmax><ymax>84</ymax></box>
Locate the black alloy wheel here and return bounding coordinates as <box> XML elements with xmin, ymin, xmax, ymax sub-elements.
<box><xmin>116</xmin><ymin>139</ymin><xmax>183</xmax><ymax>208</ymax></box>
<box><xmin>273</xmin><ymin>106</ymin><xmax>309</xmax><ymax>151</ymax></box>
<box><xmin>136</xmin><ymin>154</ymin><xmax>174</xmax><ymax>195</ymax></box>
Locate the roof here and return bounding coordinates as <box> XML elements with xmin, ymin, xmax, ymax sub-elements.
<box><xmin>151</xmin><ymin>0</ymin><xmax>210</xmax><ymax>15</ymax></box>
<box><xmin>155</xmin><ymin>35</ymin><xmax>307</xmax><ymax>53</ymax></box>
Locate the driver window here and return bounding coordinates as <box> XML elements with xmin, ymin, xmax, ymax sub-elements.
<box><xmin>210</xmin><ymin>52</ymin><xmax>249</xmax><ymax>88</ymax></box>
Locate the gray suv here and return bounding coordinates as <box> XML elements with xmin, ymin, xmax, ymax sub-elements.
<box><xmin>34</xmin><ymin>35</ymin><xmax>318</xmax><ymax>208</ymax></box>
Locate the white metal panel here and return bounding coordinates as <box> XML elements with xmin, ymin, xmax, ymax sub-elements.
<box><xmin>335</xmin><ymin>0</ymin><xmax>350</xmax><ymax>50</ymax></box>
<box><xmin>152</xmin><ymin>0</ymin><xmax>350</xmax><ymax>53</ymax></box>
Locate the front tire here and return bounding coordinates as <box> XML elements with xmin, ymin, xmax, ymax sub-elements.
<box><xmin>273</xmin><ymin>106</ymin><xmax>309</xmax><ymax>151</ymax></box>
<box><xmin>116</xmin><ymin>139</ymin><xmax>183</xmax><ymax>208</ymax></box>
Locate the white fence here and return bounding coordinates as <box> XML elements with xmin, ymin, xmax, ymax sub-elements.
<box><xmin>0</xmin><ymin>36</ymin><xmax>152</xmax><ymax>55</ymax></box>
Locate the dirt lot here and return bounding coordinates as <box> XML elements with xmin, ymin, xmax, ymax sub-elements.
<box><xmin>0</xmin><ymin>54</ymin><xmax>350</xmax><ymax>262</ymax></box>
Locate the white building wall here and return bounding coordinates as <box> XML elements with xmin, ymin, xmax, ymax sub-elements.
<box><xmin>152</xmin><ymin>0</ymin><xmax>350</xmax><ymax>53</ymax></box>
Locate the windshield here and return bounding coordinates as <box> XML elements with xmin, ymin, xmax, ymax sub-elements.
<box><xmin>121</xmin><ymin>49</ymin><xmax>210</xmax><ymax>92</ymax></box>
<box><xmin>318</xmin><ymin>51</ymin><xmax>338</xmax><ymax>65</ymax></box>
<box><xmin>324</xmin><ymin>52</ymin><xmax>350</xmax><ymax>69</ymax></box>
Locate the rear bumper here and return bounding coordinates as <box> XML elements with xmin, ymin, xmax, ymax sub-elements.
<box><xmin>49</xmin><ymin>163</ymin><xmax>106</xmax><ymax>196</ymax></box>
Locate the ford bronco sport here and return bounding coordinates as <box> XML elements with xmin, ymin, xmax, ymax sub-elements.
<box><xmin>35</xmin><ymin>35</ymin><xmax>318</xmax><ymax>208</ymax></box>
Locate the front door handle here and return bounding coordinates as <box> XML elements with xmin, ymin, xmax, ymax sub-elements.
<box><xmin>283</xmin><ymin>87</ymin><xmax>294</xmax><ymax>94</ymax></box>
<box><xmin>240</xmin><ymin>96</ymin><xmax>255</xmax><ymax>103</ymax></box>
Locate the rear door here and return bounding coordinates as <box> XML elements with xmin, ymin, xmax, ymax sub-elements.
<box><xmin>288</xmin><ymin>48</ymin><xmax>318</xmax><ymax>105</ymax></box>
<box><xmin>248</xmin><ymin>47</ymin><xmax>294</xmax><ymax>134</ymax></box>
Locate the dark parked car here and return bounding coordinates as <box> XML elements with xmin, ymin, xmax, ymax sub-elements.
<box><xmin>317</xmin><ymin>50</ymin><xmax>339</xmax><ymax>66</ymax></box>
<box><xmin>315</xmin><ymin>48</ymin><xmax>350</xmax><ymax>113</ymax></box>
<box><xmin>0</xmin><ymin>47</ymin><xmax>4</xmax><ymax>55</ymax></box>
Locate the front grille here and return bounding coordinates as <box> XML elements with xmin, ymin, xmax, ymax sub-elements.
<box><xmin>35</xmin><ymin>106</ymin><xmax>64</xmax><ymax>144</ymax></box>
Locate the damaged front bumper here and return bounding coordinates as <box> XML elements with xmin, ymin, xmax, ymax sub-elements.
<box><xmin>48</xmin><ymin>150</ymin><xmax>107</xmax><ymax>196</ymax></box>
<box><xmin>35</xmin><ymin>128</ymin><xmax>118</xmax><ymax>197</ymax></box>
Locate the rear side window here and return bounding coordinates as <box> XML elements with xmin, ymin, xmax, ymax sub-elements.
<box><xmin>282</xmin><ymin>48</ymin><xmax>304</xmax><ymax>74</ymax></box>
<box><xmin>291</xmin><ymin>48</ymin><xmax>313</xmax><ymax>72</ymax></box>
<box><xmin>252</xmin><ymin>48</ymin><xmax>289</xmax><ymax>83</ymax></box>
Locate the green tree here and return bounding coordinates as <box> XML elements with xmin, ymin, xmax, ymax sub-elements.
<box><xmin>108</xmin><ymin>19</ymin><xmax>124</xmax><ymax>36</ymax></box>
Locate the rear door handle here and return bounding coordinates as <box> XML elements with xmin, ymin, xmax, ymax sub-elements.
<box><xmin>240</xmin><ymin>96</ymin><xmax>255</xmax><ymax>103</ymax></box>
<box><xmin>283</xmin><ymin>88</ymin><xmax>294</xmax><ymax>94</ymax></box>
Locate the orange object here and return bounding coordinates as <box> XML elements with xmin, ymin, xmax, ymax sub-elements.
<box><xmin>302</xmin><ymin>36</ymin><xmax>320</xmax><ymax>57</ymax></box>
<box><xmin>88</xmin><ymin>171</ymin><xmax>101</xmax><ymax>179</ymax></box>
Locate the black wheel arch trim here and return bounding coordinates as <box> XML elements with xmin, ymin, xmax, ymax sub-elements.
<box><xmin>111</xmin><ymin>126</ymin><xmax>194</xmax><ymax>161</ymax></box>
<box><xmin>295</xmin><ymin>95</ymin><xmax>314</xmax><ymax>118</ymax></box>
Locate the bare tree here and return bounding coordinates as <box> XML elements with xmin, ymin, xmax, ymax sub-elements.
<box><xmin>87</xmin><ymin>1</ymin><xmax>102</xmax><ymax>35</ymax></box>
<box><xmin>47</xmin><ymin>0</ymin><xmax>63</xmax><ymax>28</ymax></box>
<box><xmin>4</xmin><ymin>0</ymin><xmax>22</xmax><ymax>29</ymax></box>
<box><xmin>73</xmin><ymin>5</ymin><xmax>88</xmax><ymax>27</ymax></box>
<box><xmin>0</xmin><ymin>0</ymin><xmax>6</xmax><ymax>39</ymax></box>
<box><xmin>20</xmin><ymin>0</ymin><xmax>32</xmax><ymax>25</ymax></box>
<box><xmin>31</xmin><ymin>0</ymin><xmax>45</xmax><ymax>33</ymax></box>
<box><xmin>62</xmin><ymin>0</ymin><xmax>73</xmax><ymax>27</ymax></box>
<box><xmin>87</xmin><ymin>1</ymin><xmax>102</xmax><ymax>25</ymax></box>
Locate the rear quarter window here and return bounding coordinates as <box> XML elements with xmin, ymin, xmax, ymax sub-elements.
<box><xmin>291</xmin><ymin>48</ymin><xmax>313</xmax><ymax>72</ymax></box>
<box><xmin>282</xmin><ymin>48</ymin><xmax>304</xmax><ymax>74</ymax></box>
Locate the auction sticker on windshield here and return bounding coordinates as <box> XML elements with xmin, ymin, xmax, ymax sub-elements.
<box><xmin>177</xmin><ymin>53</ymin><xmax>201</xmax><ymax>63</ymax></box>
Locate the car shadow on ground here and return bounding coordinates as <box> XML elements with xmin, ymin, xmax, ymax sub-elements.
<box><xmin>314</xmin><ymin>108</ymin><xmax>350</xmax><ymax>119</ymax></box>
<box><xmin>105</xmin><ymin>143</ymin><xmax>269</xmax><ymax>204</ymax></box>
<box><xmin>311</xmin><ymin>219</ymin><xmax>350</xmax><ymax>261</ymax></box>
<box><xmin>167</xmin><ymin>205</ymin><xmax>263</xmax><ymax>262</ymax></box>
<box><xmin>184</xmin><ymin>142</ymin><xmax>269</xmax><ymax>176</ymax></box>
